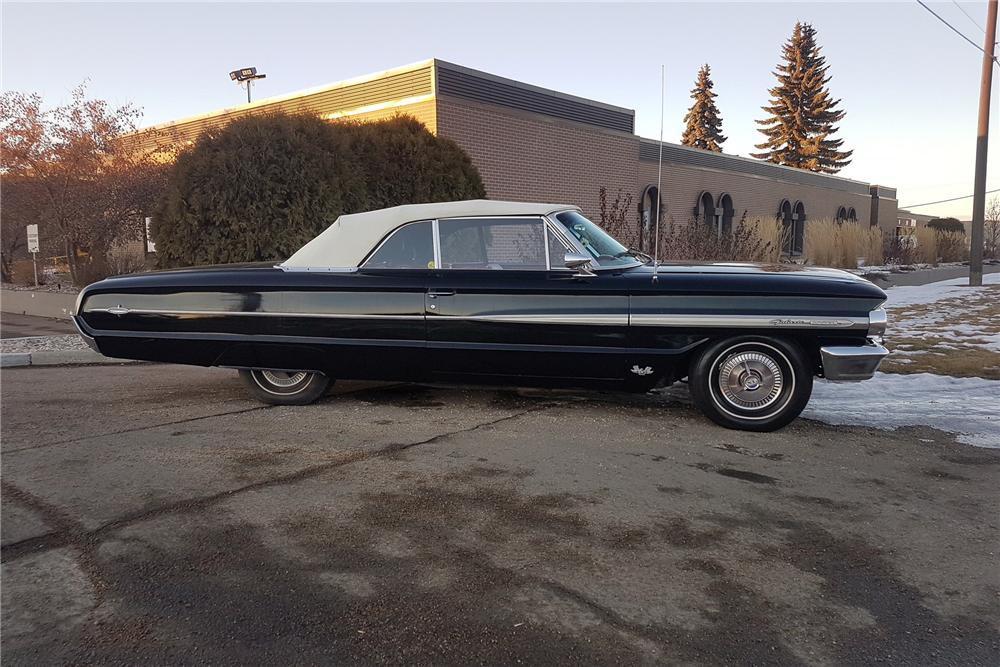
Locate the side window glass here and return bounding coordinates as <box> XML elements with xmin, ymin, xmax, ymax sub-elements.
<box><xmin>439</xmin><ymin>218</ymin><xmax>546</xmax><ymax>270</ymax></box>
<box><xmin>547</xmin><ymin>226</ymin><xmax>571</xmax><ymax>269</ymax></box>
<box><xmin>364</xmin><ymin>221</ymin><xmax>434</xmax><ymax>269</ymax></box>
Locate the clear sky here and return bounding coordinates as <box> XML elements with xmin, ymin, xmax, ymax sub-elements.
<box><xmin>3</xmin><ymin>1</ymin><xmax>998</xmax><ymax>219</ymax></box>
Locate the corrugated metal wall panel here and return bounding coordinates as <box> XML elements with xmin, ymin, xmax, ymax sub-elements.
<box><xmin>135</xmin><ymin>66</ymin><xmax>434</xmax><ymax>150</ymax></box>
<box><xmin>639</xmin><ymin>140</ymin><xmax>870</xmax><ymax>196</ymax></box>
<box><xmin>436</xmin><ymin>67</ymin><xmax>634</xmax><ymax>134</ymax></box>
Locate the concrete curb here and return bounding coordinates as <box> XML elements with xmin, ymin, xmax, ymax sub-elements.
<box><xmin>0</xmin><ymin>349</ymin><xmax>142</xmax><ymax>368</ymax></box>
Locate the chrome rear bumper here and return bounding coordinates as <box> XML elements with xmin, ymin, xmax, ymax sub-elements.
<box><xmin>820</xmin><ymin>341</ymin><xmax>889</xmax><ymax>381</ymax></box>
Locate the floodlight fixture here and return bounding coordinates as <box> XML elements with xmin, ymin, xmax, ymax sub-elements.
<box><xmin>229</xmin><ymin>66</ymin><xmax>267</xmax><ymax>103</ymax></box>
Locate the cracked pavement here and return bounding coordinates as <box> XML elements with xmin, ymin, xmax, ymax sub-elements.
<box><xmin>2</xmin><ymin>364</ymin><xmax>998</xmax><ymax>664</ymax></box>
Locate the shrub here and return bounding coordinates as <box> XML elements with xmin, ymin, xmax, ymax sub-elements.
<box><xmin>804</xmin><ymin>219</ymin><xmax>882</xmax><ymax>269</ymax></box>
<box><xmin>346</xmin><ymin>116</ymin><xmax>486</xmax><ymax>211</ymax></box>
<box><xmin>926</xmin><ymin>217</ymin><xmax>965</xmax><ymax>234</ymax></box>
<box><xmin>658</xmin><ymin>214</ymin><xmax>782</xmax><ymax>263</ymax></box>
<box><xmin>598</xmin><ymin>187</ymin><xmax>638</xmax><ymax>248</ymax></box>
<box><xmin>913</xmin><ymin>226</ymin><xmax>938</xmax><ymax>264</ymax></box>
<box><xmin>936</xmin><ymin>231</ymin><xmax>968</xmax><ymax>262</ymax></box>
<box><xmin>744</xmin><ymin>216</ymin><xmax>787</xmax><ymax>263</ymax></box>
<box><xmin>153</xmin><ymin>113</ymin><xmax>485</xmax><ymax>267</ymax></box>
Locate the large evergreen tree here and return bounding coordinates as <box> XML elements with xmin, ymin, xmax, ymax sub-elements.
<box><xmin>681</xmin><ymin>64</ymin><xmax>726</xmax><ymax>152</ymax></box>
<box><xmin>752</xmin><ymin>22</ymin><xmax>852</xmax><ymax>173</ymax></box>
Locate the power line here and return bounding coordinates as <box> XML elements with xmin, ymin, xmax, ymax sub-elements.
<box><xmin>917</xmin><ymin>0</ymin><xmax>999</xmax><ymax>62</ymax></box>
<box><xmin>953</xmin><ymin>0</ymin><xmax>986</xmax><ymax>34</ymax></box>
<box><xmin>901</xmin><ymin>188</ymin><xmax>1000</xmax><ymax>208</ymax></box>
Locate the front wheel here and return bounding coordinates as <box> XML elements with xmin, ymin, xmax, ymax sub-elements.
<box><xmin>239</xmin><ymin>369</ymin><xmax>331</xmax><ymax>406</ymax></box>
<box><xmin>688</xmin><ymin>337</ymin><xmax>813</xmax><ymax>432</ymax></box>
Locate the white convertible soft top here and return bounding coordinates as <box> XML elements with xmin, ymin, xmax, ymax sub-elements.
<box><xmin>281</xmin><ymin>199</ymin><xmax>578</xmax><ymax>269</ymax></box>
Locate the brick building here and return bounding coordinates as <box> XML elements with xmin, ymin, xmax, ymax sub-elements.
<box><xmin>140</xmin><ymin>59</ymin><xmax>898</xmax><ymax>254</ymax></box>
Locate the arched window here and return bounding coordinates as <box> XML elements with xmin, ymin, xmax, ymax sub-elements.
<box><xmin>638</xmin><ymin>184</ymin><xmax>663</xmax><ymax>253</ymax></box>
<box><xmin>836</xmin><ymin>206</ymin><xmax>848</xmax><ymax>224</ymax></box>
<box><xmin>717</xmin><ymin>193</ymin><xmax>735</xmax><ymax>235</ymax></box>
<box><xmin>695</xmin><ymin>191</ymin><xmax>718</xmax><ymax>232</ymax></box>
<box><xmin>777</xmin><ymin>199</ymin><xmax>794</xmax><ymax>255</ymax></box>
<box><xmin>847</xmin><ymin>207</ymin><xmax>857</xmax><ymax>223</ymax></box>
<box><xmin>792</xmin><ymin>201</ymin><xmax>806</xmax><ymax>255</ymax></box>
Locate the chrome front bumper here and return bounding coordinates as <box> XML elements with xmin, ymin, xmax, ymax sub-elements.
<box><xmin>820</xmin><ymin>341</ymin><xmax>890</xmax><ymax>381</ymax></box>
<box><xmin>72</xmin><ymin>315</ymin><xmax>100</xmax><ymax>352</ymax></box>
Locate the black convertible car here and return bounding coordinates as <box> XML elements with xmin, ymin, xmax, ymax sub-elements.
<box><xmin>73</xmin><ymin>200</ymin><xmax>888</xmax><ymax>431</ymax></box>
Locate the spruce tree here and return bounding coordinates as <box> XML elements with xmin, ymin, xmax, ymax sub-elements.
<box><xmin>752</xmin><ymin>22</ymin><xmax>852</xmax><ymax>173</ymax></box>
<box><xmin>681</xmin><ymin>64</ymin><xmax>726</xmax><ymax>152</ymax></box>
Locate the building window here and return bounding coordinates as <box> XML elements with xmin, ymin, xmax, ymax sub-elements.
<box><xmin>638</xmin><ymin>184</ymin><xmax>663</xmax><ymax>253</ymax></box>
<box><xmin>792</xmin><ymin>201</ymin><xmax>806</xmax><ymax>255</ymax></box>
<box><xmin>847</xmin><ymin>207</ymin><xmax>857</xmax><ymax>223</ymax></box>
<box><xmin>778</xmin><ymin>199</ymin><xmax>793</xmax><ymax>254</ymax></box>
<box><xmin>717</xmin><ymin>193</ymin><xmax>735</xmax><ymax>235</ymax></box>
<box><xmin>695</xmin><ymin>191</ymin><xmax>720</xmax><ymax>234</ymax></box>
<box><xmin>836</xmin><ymin>206</ymin><xmax>848</xmax><ymax>224</ymax></box>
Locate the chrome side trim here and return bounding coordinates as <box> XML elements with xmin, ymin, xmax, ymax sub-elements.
<box><xmin>820</xmin><ymin>341</ymin><xmax>889</xmax><ymax>381</ymax></box>
<box><xmin>276</xmin><ymin>266</ymin><xmax>358</xmax><ymax>273</ymax></box>
<box><xmin>455</xmin><ymin>313</ymin><xmax>627</xmax><ymax>326</ymax></box>
<box><xmin>88</xmin><ymin>308</ymin><xmax>423</xmax><ymax>320</ymax></box>
<box><xmin>432</xmin><ymin>218</ymin><xmax>441</xmax><ymax>269</ymax></box>
<box><xmin>630</xmin><ymin>314</ymin><xmax>869</xmax><ymax>329</ymax></box>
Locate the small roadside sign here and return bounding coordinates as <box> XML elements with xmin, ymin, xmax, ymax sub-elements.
<box><xmin>26</xmin><ymin>224</ymin><xmax>39</xmax><ymax>253</ymax></box>
<box><xmin>26</xmin><ymin>224</ymin><xmax>39</xmax><ymax>286</ymax></box>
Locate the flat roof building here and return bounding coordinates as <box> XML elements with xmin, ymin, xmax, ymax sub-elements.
<box><xmin>140</xmin><ymin>58</ymin><xmax>898</xmax><ymax>255</ymax></box>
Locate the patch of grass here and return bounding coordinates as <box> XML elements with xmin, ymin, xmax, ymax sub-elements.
<box><xmin>883</xmin><ymin>286</ymin><xmax>1000</xmax><ymax>379</ymax></box>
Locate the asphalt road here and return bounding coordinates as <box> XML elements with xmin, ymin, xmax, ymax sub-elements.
<box><xmin>0</xmin><ymin>313</ymin><xmax>76</xmax><ymax>339</ymax></box>
<box><xmin>1</xmin><ymin>364</ymin><xmax>998</xmax><ymax>664</ymax></box>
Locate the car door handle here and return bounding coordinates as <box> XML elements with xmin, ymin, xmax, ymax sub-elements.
<box><xmin>427</xmin><ymin>290</ymin><xmax>455</xmax><ymax>298</ymax></box>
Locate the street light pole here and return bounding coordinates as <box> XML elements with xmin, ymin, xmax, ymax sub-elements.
<box><xmin>970</xmin><ymin>0</ymin><xmax>998</xmax><ymax>287</ymax></box>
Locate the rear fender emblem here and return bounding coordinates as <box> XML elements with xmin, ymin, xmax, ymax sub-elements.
<box><xmin>106</xmin><ymin>305</ymin><xmax>130</xmax><ymax>316</ymax></box>
<box><xmin>769</xmin><ymin>318</ymin><xmax>852</xmax><ymax>328</ymax></box>
<box><xmin>630</xmin><ymin>365</ymin><xmax>654</xmax><ymax>376</ymax></box>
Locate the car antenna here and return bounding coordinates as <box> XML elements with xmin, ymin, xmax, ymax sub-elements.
<box><xmin>652</xmin><ymin>64</ymin><xmax>664</xmax><ymax>283</ymax></box>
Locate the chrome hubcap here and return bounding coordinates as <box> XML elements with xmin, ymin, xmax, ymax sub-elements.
<box><xmin>718</xmin><ymin>352</ymin><xmax>783</xmax><ymax>411</ymax></box>
<box><xmin>260</xmin><ymin>370</ymin><xmax>308</xmax><ymax>388</ymax></box>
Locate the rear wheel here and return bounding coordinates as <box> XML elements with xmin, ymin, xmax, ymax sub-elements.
<box><xmin>688</xmin><ymin>337</ymin><xmax>812</xmax><ymax>432</ymax></box>
<box><xmin>239</xmin><ymin>369</ymin><xmax>330</xmax><ymax>406</ymax></box>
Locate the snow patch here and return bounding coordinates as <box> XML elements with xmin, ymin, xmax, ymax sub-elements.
<box><xmin>804</xmin><ymin>373</ymin><xmax>1000</xmax><ymax>448</ymax></box>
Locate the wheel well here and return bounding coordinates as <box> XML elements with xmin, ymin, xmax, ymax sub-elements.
<box><xmin>685</xmin><ymin>334</ymin><xmax>823</xmax><ymax>376</ymax></box>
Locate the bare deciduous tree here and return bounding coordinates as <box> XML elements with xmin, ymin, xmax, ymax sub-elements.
<box><xmin>986</xmin><ymin>195</ymin><xmax>1000</xmax><ymax>259</ymax></box>
<box><xmin>0</xmin><ymin>85</ymin><xmax>171</xmax><ymax>285</ymax></box>
<box><xmin>598</xmin><ymin>187</ymin><xmax>638</xmax><ymax>248</ymax></box>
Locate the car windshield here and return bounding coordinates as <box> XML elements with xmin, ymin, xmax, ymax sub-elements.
<box><xmin>554</xmin><ymin>210</ymin><xmax>643</xmax><ymax>268</ymax></box>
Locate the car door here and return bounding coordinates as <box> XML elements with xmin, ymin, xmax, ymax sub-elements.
<box><xmin>425</xmin><ymin>216</ymin><xmax>629</xmax><ymax>386</ymax></box>
<box><xmin>276</xmin><ymin>220</ymin><xmax>433</xmax><ymax>381</ymax></box>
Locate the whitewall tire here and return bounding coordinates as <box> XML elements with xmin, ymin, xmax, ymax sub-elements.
<box><xmin>239</xmin><ymin>369</ymin><xmax>331</xmax><ymax>406</ymax></box>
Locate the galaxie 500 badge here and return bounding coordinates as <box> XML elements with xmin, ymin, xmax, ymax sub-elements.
<box><xmin>769</xmin><ymin>318</ymin><xmax>854</xmax><ymax>328</ymax></box>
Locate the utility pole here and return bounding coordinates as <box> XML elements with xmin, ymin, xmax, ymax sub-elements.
<box><xmin>970</xmin><ymin>0</ymin><xmax>998</xmax><ymax>286</ymax></box>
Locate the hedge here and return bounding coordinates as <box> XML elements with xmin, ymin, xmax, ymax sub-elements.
<box><xmin>152</xmin><ymin>114</ymin><xmax>485</xmax><ymax>267</ymax></box>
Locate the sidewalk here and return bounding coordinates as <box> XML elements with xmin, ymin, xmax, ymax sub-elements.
<box><xmin>885</xmin><ymin>263</ymin><xmax>1000</xmax><ymax>287</ymax></box>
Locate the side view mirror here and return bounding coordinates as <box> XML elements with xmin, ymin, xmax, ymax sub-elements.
<box><xmin>564</xmin><ymin>252</ymin><xmax>595</xmax><ymax>276</ymax></box>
